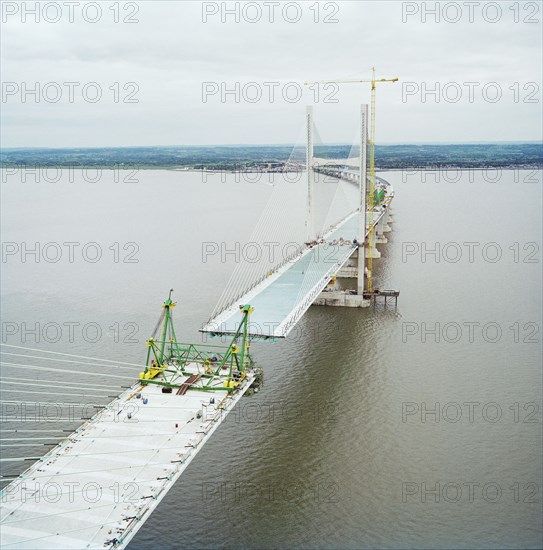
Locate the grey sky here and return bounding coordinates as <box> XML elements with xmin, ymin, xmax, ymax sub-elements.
<box><xmin>1</xmin><ymin>0</ymin><xmax>542</xmax><ymax>147</ymax></box>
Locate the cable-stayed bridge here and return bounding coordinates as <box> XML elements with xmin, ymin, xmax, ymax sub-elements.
<box><xmin>0</xmin><ymin>105</ymin><xmax>397</xmax><ymax>549</ymax></box>
<box><xmin>201</xmin><ymin>106</ymin><xmax>396</xmax><ymax>339</ymax></box>
<box><xmin>201</xmin><ymin>179</ymin><xmax>394</xmax><ymax>339</ymax></box>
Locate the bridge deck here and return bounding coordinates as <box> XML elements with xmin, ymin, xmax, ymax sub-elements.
<box><xmin>202</xmin><ymin>172</ymin><xmax>393</xmax><ymax>339</ymax></box>
<box><xmin>201</xmin><ymin>206</ymin><xmax>389</xmax><ymax>339</ymax></box>
<box><xmin>201</xmin><ymin>212</ymin><xmax>358</xmax><ymax>339</ymax></box>
<box><xmin>0</xmin><ymin>367</ymin><xmax>255</xmax><ymax>549</ymax></box>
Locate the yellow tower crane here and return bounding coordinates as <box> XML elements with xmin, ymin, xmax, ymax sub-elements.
<box><xmin>304</xmin><ymin>68</ymin><xmax>398</xmax><ymax>292</ymax></box>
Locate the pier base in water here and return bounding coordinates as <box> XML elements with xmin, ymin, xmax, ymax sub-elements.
<box><xmin>313</xmin><ymin>291</ymin><xmax>371</xmax><ymax>308</ymax></box>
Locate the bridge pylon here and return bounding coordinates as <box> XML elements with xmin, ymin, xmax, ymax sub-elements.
<box><xmin>357</xmin><ymin>103</ymin><xmax>368</xmax><ymax>298</ymax></box>
<box><xmin>306</xmin><ymin>105</ymin><xmax>314</xmax><ymax>242</ymax></box>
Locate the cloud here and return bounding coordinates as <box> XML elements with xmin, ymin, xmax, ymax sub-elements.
<box><xmin>1</xmin><ymin>0</ymin><xmax>541</xmax><ymax>146</ymax></box>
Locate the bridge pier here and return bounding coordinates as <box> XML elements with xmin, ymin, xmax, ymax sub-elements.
<box><xmin>382</xmin><ymin>207</ymin><xmax>392</xmax><ymax>232</ymax></box>
<box><xmin>365</xmin><ymin>240</ymin><xmax>381</xmax><ymax>258</ymax></box>
<box><xmin>374</xmin><ymin>229</ymin><xmax>388</xmax><ymax>244</ymax></box>
<box><xmin>379</xmin><ymin>207</ymin><xmax>392</xmax><ymax>233</ymax></box>
<box><xmin>385</xmin><ymin>208</ymin><xmax>394</xmax><ymax>224</ymax></box>
<box><xmin>374</xmin><ymin>206</ymin><xmax>393</xmax><ymax>244</ymax></box>
<box><xmin>313</xmin><ymin>201</ymin><xmax>397</xmax><ymax>309</ymax></box>
<box><xmin>313</xmin><ymin>291</ymin><xmax>370</xmax><ymax>307</ymax></box>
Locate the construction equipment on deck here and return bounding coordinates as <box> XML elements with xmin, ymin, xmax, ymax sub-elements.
<box><xmin>140</xmin><ymin>290</ymin><xmax>254</xmax><ymax>393</ymax></box>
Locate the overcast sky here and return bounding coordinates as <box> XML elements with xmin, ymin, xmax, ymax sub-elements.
<box><xmin>1</xmin><ymin>0</ymin><xmax>542</xmax><ymax>147</ymax></box>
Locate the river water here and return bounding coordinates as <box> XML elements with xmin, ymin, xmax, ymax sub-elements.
<box><xmin>1</xmin><ymin>168</ymin><xmax>541</xmax><ymax>549</ymax></box>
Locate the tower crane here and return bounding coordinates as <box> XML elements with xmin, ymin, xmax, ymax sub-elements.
<box><xmin>304</xmin><ymin>69</ymin><xmax>398</xmax><ymax>292</ymax></box>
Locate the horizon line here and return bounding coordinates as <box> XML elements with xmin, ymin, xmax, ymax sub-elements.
<box><xmin>2</xmin><ymin>140</ymin><xmax>542</xmax><ymax>150</ymax></box>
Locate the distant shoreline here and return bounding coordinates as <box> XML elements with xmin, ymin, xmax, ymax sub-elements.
<box><xmin>1</xmin><ymin>143</ymin><xmax>541</xmax><ymax>171</ymax></box>
<box><xmin>1</xmin><ymin>165</ymin><xmax>542</xmax><ymax>171</ymax></box>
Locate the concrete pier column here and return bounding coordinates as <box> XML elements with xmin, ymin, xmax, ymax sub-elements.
<box><xmin>375</xmin><ymin>213</ymin><xmax>388</xmax><ymax>244</ymax></box>
<box><xmin>386</xmin><ymin>208</ymin><xmax>394</xmax><ymax>224</ymax></box>
<box><xmin>381</xmin><ymin>206</ymin><xmax>392</xmax><ymax>233</ymax></box>
<box><xmin>365</xmin><ymin>240</ymin><xmax>381</xmax><ymax>259</ymax></box>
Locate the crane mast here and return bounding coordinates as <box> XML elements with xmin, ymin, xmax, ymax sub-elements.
<box><xmin>368</xmin><ymin>68</ymin><xmax>377</xmax><ymax>292</ymax></box>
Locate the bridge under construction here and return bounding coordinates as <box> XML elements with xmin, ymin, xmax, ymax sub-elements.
<box><xmin>1</xmin><ymin>83</ymin><xmax>400</xmax><ymax>549</ymax></box>
<box><xmin>201</xmin><ymin>104</ymin><xmax>398</xmax><ymax>339</ymax></box>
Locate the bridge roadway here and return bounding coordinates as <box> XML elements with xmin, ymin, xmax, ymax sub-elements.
<box><xmin>201</xmin><ymin>175</ymin><xmax>393</xmax><ymax>339</ymax></box>
<box><xmin>0</xmin><ymin>367</ymin><xmax>255</xmax><ymax>549</ymax></box>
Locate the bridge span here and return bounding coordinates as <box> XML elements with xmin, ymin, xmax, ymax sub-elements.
<box><xmin>202</xmin><ymin>105</ymin><xmax>396</xmax><ymax>339</ymax></box>
<box><xmin>200</xmin><ymin>175</ymin><xmax>394</xmax><ymax>339</ymax></box>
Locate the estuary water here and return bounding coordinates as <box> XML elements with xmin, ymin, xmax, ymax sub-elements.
<box><xmin>0</xmin><ymin>168</ymin><xmax>541</xmax><ymax>549</ymax></box>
